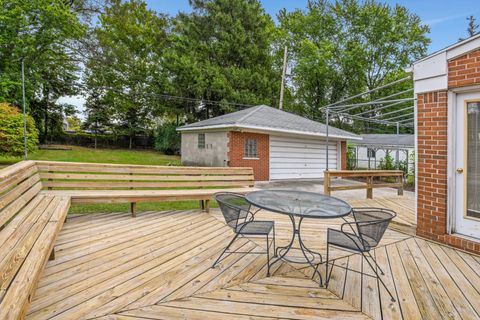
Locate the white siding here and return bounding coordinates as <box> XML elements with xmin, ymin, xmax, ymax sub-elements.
<box><xmin>269</xmin><ymin>135</ymin><xmax>338</xmax><ymax>180</ymax></box>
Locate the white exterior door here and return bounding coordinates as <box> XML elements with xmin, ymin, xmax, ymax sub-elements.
<box><xmin>269</xmin><ymin>135</ymin><xmax>338</xmax><ymax>180</ymax></box>
<box><xmin>455</xmin><ymin>92</ymin><xmax>480</xmax><ymax>238</ymax></box>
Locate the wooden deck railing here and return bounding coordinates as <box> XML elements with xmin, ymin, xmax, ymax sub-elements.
<box><xmin>323</xmin><ymin>170</ymin><xmax>403</xmax><ymax>199</ymax></box>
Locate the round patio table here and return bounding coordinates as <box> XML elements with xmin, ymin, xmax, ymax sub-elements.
<box><xmin>246</xmin><ymin>190</ymin><xmax>352</xmax><ymax>286</ymax></box>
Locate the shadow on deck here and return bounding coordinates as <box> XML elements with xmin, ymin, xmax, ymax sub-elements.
<box><xmin>26</xmin><ymin>202</ymin><xmax>480</xmax><ymax>320</ymax></box>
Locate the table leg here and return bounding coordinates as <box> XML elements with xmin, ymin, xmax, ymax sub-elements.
<box><xmin>268</xmin><ymin>214</ymin><xmax>324</xmax><ymax>286</ymax></box>
<box><xmin>298</xmin><ymin>217</ymin><xmax>323</xmax><ymax>285</ymax></box>
<box><xmin>267</xmin><ymin>214</ymin><xmax>296</xmax><ymax>269</ymax></box>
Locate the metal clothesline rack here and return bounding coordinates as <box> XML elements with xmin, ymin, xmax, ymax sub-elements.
<box><xmin>323</xmin><ymin>76</ymin><xmax>415</xmax><ymax>171</ymax></box>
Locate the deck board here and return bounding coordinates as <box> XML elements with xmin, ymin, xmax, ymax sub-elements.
<box><xmin>26</xmin><ymin>205</ymin><xmax>480</xmax><ymax>320</ymax></box>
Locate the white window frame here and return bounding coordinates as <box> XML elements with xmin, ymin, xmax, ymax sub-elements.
<box><xmin>198</xmin><ymin>133</ymin><xmax>205</xmax><ymax>149</ymax></box>
<box><xmin>244</xmin><ymin>138</ymin><xmax>258</xmax><ymax>159</ymax></box>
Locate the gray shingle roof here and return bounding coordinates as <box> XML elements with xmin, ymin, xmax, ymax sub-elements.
<box><xmin>349</xmin><ymin>134</ymin><xmax>414</xmax><ymax>147</ymax></box>
<box><xmin>178</xmin><ymin>105</ymin><xmax>360</xmax><ymax>139</ymax></box>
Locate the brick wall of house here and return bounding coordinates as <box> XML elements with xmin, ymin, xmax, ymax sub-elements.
<box><xmin>341</xmin><ymin>141</ymin><xmax>347</xmax><ymax>170</ymax></box>
<box><xmin>228</xmin><ymin>131</ymin><xmax>269</xmax><ymax>181</ymax></box>
<box><xmin>416</xmin><ymin>48</ymin><xmax>480</xmax><ymax>254</ymax></box>
<box><xmin>448</xmin><ymin>49</ymin><xmax>480</xmax><ymax>88</ymax></box>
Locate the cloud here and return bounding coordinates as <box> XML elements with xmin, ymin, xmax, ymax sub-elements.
<box><xmin>424</xmin><ymin>13</ymin><xmax>470</xmax><ymax>26</ymax></box>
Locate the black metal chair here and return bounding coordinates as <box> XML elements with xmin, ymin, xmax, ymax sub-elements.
<box><xmin>212</xmin><ymin>192</ymin><xmax>276</xmax><ymax>276</ymax></box>
<box><xmin>324</xmin><ymin>207</ymin><xmax>397</xmax><ymax>302</ymax></box>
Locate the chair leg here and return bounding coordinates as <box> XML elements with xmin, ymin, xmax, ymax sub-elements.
<box><xmin>325</xmin><ymin>242</ymin><xmax>330</xmax><ymax>286</ymax></box>
<box><xmin>361</xmin><ymin>251</ymin><xmax>396</xmax><ymax>302</ymax></box>
<box><xmin>212</xmin><ymin>233</ymin><xmax>239</xmax><ymax>268</ymax></box>
<box><xmin>266</xmin><ymin>233</ymin><xmax>270</xmax><ymax>277</ymax></box>
<box><xmin>272</xmin><ymin>225</ymin><xmax>276</xmax><ymax>257</ymax></box>
<box><xmin>366</xmin><ymin>251</ymin><xmax>385</xmax><ymax>275</ymax></box>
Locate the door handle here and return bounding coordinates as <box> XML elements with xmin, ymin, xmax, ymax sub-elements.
<box><xmin>456</xmin><ymin>168</ymin><xmax>464</xmax><ymax>174</ymax></box>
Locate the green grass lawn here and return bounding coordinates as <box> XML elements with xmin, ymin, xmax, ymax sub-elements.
<box><xmin>0</xmin><ymin>145</ymin><xmax>219</xmax><ymax>214</ymax></box>
<box><xmin>0</xmin><ymin>145</ymin><xmax>181</xmax><ymax>166</ymax></box>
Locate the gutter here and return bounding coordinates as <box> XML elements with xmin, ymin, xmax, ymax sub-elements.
<box><xmin>177</xmin><ymin>124</ymin><xmax>363</xmax><ymax>141</ymax></box>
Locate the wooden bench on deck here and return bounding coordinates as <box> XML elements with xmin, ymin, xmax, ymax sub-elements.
<box><xmin>323</xmin><ymin>169</ymin><xmax>404</xmax><ymax>199</ymax></box>
<box><xmin>0</xmin><ymin>161</ymin><xmax>70</xmax><ymax>319</ymax></box>
<box><xmin>0</xmin><ymin>160</ymin><xmax>255</xmax><ymax>318</ymax></box>
<box><xmin>35</xmin><ymin>161</ymin><xmax>256</xmax><ymax>216</ymax></box>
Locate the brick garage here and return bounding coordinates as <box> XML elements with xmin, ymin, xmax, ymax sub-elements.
<box><xmin>228</xmin><ymin>131</ymin><xmax>269</xmax><ymax>181</ymax></box>
<box><xmin>178</xmin><ymin>105</ymin><xmax>359</xmax><ymax>182</ymax></box>
<box><xmin>413</xmin><ymin>35</ymin><xmax>480</xmax><ymax>254</ymax></box>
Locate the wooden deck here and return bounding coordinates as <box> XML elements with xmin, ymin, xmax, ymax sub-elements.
<box><xmin>26</xmin><ymin>203</ymin><xmax>479</xmax><ymax>319</ymax></box>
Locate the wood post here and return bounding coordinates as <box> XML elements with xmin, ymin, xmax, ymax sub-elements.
<box><xmin>48</xmin><ymin>170</ymin><xmax>53</xmax><ymax>190</ymax></box>
<box><xmin>366</xmin><ymin>176</ymin><xmax>373</xmax><ymax>199</ymax></box>
<box><xmin>130</xmin><ymin>202</ymin><xmax>136</xmax><ymax>217</ymax></box>
<box><xmin>200</xmin><ymin>200</ymin><xmax>205</xmax><ymax>211</ymax></box>
<box><xmin>323</xmin><ymin>171</ymin><xmax>331</xmax><ymax>196</ymax></box>
<box><xmin>49</xmin><ymin>248</ymin><xmax>55</xmax><ymax>261</ymax></box>
<box><xmin>205</xmin><ymin>199</ymin><xmax>210</xmax><ymax>213</ymax></box>
<box><xmin>398</xmin><ymin>175</ymin><xmax>404</xmax><ymax>196</ymax></box>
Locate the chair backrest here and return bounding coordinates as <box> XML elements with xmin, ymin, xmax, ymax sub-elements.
<box><xmin>214</xmin><ymin>192</ymin><xmax>251</xmax><ymax>231</ymax></box>
<box><xmin>352</xmin><ymin>207</ymin><xmax>396</xmax><ymax>248</ymax></box>
<box><xmin>35</xmin><ymin>161</ymin><xmax>254</xmax><ymax>190</ymax></box>
<box><xmin>0</xmin><ymin>161</ymin><xmax>42</xmax><ymax>228</ymax></box>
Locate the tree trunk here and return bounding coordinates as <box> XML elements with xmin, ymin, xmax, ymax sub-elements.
<box><xmin>129</xmin><ymin>134</ymin><xmax>133</xmax><ymax>150</ymax></box>
<box><xmin>94</xmin><ymin>121</ymin><xmax>98</xmax><ymax>149</ymax></box>
<box><xmin>43</xmin><ymin>103</ymin><xmax>48</xmax><ymax>144</ymax></box>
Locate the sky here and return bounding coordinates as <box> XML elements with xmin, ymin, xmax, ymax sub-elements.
<box><xmin>63</xmin><ymin>0</ymin><xmax>479</xmax><ymax>116</ymax></box>
<box><xmin>148</xmin><ymin>0</ymin><xmax>479</xmax><ymax>53</ymax></box>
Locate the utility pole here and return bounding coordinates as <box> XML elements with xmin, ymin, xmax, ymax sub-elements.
<box><xmin>21</xmin><ymin>59</ymin><xmax>28</xmax><ymax>160</ymax></box>
<box><xmin>279</xmin><ymin>46</ymin><xmax>288</xmax><ymax>110</ymax></box>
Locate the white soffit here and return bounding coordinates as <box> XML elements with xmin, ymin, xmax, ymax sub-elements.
<box><xmin>446</xmin><ymin>36</ymin><xmax>480</xmax><ymax>60</ymax></box>
<box><xmin>412</xmin><ymin>34</ymin><xmax>480</xmax><ymax>94</ymax></box>
<box><xmin>413</xmin><ymin>51</ymin><xmax>447</xmax><ymax>93</ymax></box>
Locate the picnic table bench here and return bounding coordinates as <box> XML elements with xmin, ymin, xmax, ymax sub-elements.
<box><xmin>323</xmin><ymin>170</ymin><xmax>404</xmax><ymax>199</ymax></box>
<box><xmin>0</xmin><ymin>160</ymin><xmax>256</xmax><ymax>319</ymax></box>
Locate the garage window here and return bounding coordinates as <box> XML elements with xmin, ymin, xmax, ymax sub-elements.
<box><xmin>367</xmin><ymin>148</ymin><xmax>376</xmax><ymax>158</ymax></box>
<box><xmin>198</xmin><ymin>133</ymin><xmax>205</xmax><ymax>149</ymax></box>
<box><xmin>244</xmin><ymin>139</ymin><xmax>257</xmax><ymax>158</ymax></box>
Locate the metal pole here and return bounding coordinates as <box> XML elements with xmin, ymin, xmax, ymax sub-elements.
<box><xmin>329</xmin><ymin>98</ymin><xmax>414</xmax><ymax>110</ymax></box>
<box><xmin>279</xmin><ymin>45</ymin><xmax>288</xmax><ymax>110</ymax></box>
<box><xmin>368</xmin><ymin>146</ymin><xmax>371</xmax><ymax>170</ymax></box>
<box><xmin>322</xmin><ymin>76</ymin><xmax>411</xmax><ymax>109</ymax></box>
<box><xmin>356</xmin><ymin>145</ymin><xmax>359</xmax><ymax>169</ymax></box>
<box><xmin>21</xmin><ymin>59</ymin><xmax>28</xmax><ymax>160</ymax></box>
<box><xmin>325</xmin><ymin>108</ymin><xmax>329</xmax><ymax>171</ymax></box>
<box><xmin>396</xmin><ymin>122</ymin><xmax>400</xmax><ymax>169</ymax></box>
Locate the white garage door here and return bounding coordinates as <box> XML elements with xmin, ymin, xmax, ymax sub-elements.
<box><xmin>269</xmin><ymin>135</ymin><xmax>338</xmax><ymax>180</ymax></box>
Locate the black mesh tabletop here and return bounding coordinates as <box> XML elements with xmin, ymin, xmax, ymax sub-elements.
<box><xmin>246</xmin><ymin>190</ymin><xmax>352</xmax><ymax>219</ymax></box>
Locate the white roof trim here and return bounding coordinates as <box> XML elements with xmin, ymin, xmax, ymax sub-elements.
<box><xmin>413</xmin><ymin>33</ymin><xmax>480</xmax><ymax>65</ymax></box>
<box><xmin>177</xmin><ymin>124</ymin><xmax>362</xmax><ymax>140</ymax></box>
<box><xmin>411</xmin><ymin>34</ymin><xmax>480</xmax><ymax>94</ymax></box>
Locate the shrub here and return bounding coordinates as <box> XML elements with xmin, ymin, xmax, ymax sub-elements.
<box><xmin>346</xmin><ymin>144</ymin><xmax>356</xmax><ymax>170</ymax></box>
<box><xmin>0</xmin><ymin>103</ymin><xmax>38</xmax><ymax>156</ymax></box>
<box><xmin>154</xmin><ymin>122</ymin><xmax>180</xmax><ymax>155</ymax></box>
<box><xmin>378</xmin><ymin>151</ymin><xmax>395</xmax><ymax>170</ymax></box>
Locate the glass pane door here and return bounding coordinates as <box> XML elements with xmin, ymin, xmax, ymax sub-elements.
<box><xmin>467</xmin><ymin>101</ymin><xmax>480</xmax><ymax>220</ymax></box>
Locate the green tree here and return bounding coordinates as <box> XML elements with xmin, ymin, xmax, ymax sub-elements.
<box><xmin>278</xmin><ymin>0</ymin><xmax>429</xmax><ymax>125</ymax></box>
<box><xmin>464</xmin><ymin>15</ymin><xmax>479</xmax><ymax>39</ymax></box>
<box><xmin>154</xmin><ymin>122</ymin><xmax>181</xmax><ymax>155</ymax></box>
<box><xmin>82</xmin><ymin>90</ymin><xmax>114</xmax><ymax>149</ymax></box>
<box><xmin>0</xmin><ymin>103</ymin><xmax>38</xmax><ymax>156</ymax></box>
<box><xmin>0</xmin><ymin>0</ymin><xmax>86</xmax><ymax>143</ymax></box>
<box><xmin>165</xmin><ymin>0</ymin><xmax>278</xmax><ymax>121</ymax></box>
<box><xmin>66</xmin><ymin>115</ymin><xmax>82</xmax><ymax>131</ymax></box>
<box><xmin>84</xmin><ymin>0</ymin><xmax>170</xmax><ymax>149</ymax></box>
